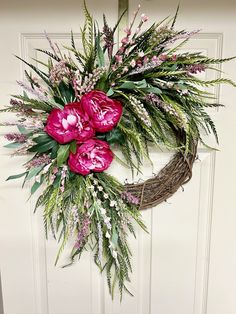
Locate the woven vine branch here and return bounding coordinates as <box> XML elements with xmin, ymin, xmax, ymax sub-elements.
<box><xmin>125</xmin><ymin>142</ymin><xmax>198</xmax><ymax>210</ymax></box>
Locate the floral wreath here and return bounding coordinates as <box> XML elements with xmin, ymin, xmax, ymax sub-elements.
<box><xmin>1</xmin><ymin>3</ymin><xmax>235</xmax><ymax>299</ymax></box>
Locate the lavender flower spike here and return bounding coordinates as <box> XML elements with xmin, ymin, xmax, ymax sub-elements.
<box><xmin>17</xmin><ymin>81</ymin><xmax>49</xmax><ymax>102</ymax></box>
<box><xmin>5</xmin><ymin>133</ymin><xmax>27</xmax><ymax>143</ymax></box>
<box><xmin>25</xmin><ymin>154</ymin><xmax>51</xmax><ymax>169</ymax></box>
<box><xmin>121</xmin><ymin>191</ymin><xmax>139</xmax><ymax>205</ymax></box>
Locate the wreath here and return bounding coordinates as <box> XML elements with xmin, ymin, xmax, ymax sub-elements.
<box><xmin>1</xmin><ymin>3</ymin><xmax>235</xmax><ymax>298</ymax></box>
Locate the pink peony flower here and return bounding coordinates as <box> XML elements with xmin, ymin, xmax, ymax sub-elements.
<box><xmin>81</xmin><ymin>90</ymin><xmax>123</xmax><ymax>133</ymax></box>
<box><xmin>68</xmin><ymin>139</ymin><xmax>113</xmax><ymax>175</ymax></box>
<box><xmin>45</xmin><ymin>103</ymin><xmax>95</xmax><ymax>144</ymax></box>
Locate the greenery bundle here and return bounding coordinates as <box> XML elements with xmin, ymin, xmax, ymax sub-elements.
<box><xmin>1</xmin><ymin>2</ymin><xmax>235</xmax><ymax>298</ymax></box>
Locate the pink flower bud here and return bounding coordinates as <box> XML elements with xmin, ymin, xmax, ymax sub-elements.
<box><xmin>172</xmin><ymin>54</ymin><xmax>177</xmax><ymax>61</ymax></box>
<box><xmin>121</xmin><ymin>37</ymin><xmax>129</xmax><ymax>45</ymax></box>
<box><xmin>159</xmin><ymin>54</ymin><xmax>168</xmax><ymax>61</ymax></box>
<box><xmin>53</xmin><ymin>167</ymin><xmax>58</xmax><ymax>174</ymax></box>
<box><xmin>118</xmin><ymin>46</ymin><xmax>125</xmax><ymax>53</ymax></box>
<box><xmin>143</xmin><ymin>56</ymin><xmax>149</xmax><ymax>64</ymax></box>
<box><xmin>152</xmin><ymin>56</ymin><xmax>158</xmax><ymax>62</ymax></box>
<box><xmin>141</xmin><ymin>14</ymin><xmax>148</xmax><ymax>22</ymax></box>
<box><xmin>115</xmin><ymin>54</ymin><xmax>123</xmax><ymax>64</ymax></box>
<box><xmin>124</xmin><ymin>28</ymin><xmax>131</xmax><ymax>36</ymax></box>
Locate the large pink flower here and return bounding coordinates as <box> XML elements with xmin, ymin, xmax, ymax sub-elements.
<box><xmin>68</xmin><ymin>139</ymin><xmax>113</xmax><ymax>175</ymax></box>
<box><xmin>45</xmin><ymin>103</ymin><xmax>95</xmax><ymax>144</ymax></box>
<box><xmin>81</xmin><ymin>90</ymin><xmax>123</xmax><ymax>133</ymax></box>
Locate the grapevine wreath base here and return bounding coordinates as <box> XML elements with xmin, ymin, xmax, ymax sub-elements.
<box><xmin>1</xmin><ymin>2</ymin><xmax>235</xmax><ymax>299</ymax></box>
<box><xmin>124</xmin><ymin>141</ymin><xmax>197</xmax><ymax>210</ymax></box>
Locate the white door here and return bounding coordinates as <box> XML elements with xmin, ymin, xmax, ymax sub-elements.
<box><xmin>0</xmin><ymin>1</ymin><xmax>236</xmax><ymax>314</ymax></box>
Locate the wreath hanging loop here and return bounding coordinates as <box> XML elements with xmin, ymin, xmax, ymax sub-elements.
<box><xmin>1</xmin><ymin>1</ymin><xmax>235</xmax><ymax>299</ymax></box>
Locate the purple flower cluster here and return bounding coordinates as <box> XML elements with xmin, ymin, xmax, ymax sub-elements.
<box><xmin>17</xmin><ymin>81</ymin><xmax>49</xmax><ymax>102</ymax></box>
<box><xmin>75</xmin><ymin>214</ymin><xmax>91</xmax><ymax>250</ymax></box>
<box><xmin>10</xmin><ymin>99</ymin><xmax>23</xmax><ymax>107</ymax></box>
<box><xmin>25</xmin><ymin>154</ymin><xmax>51</xmax><ymax>169</ymax></box>
<box><xmin>186</xmin><ymin>64</ymin><xmax>206</xmax><ymax>74</ymax></box>
<box><xmin>5</xmin><ymin>133</ymin><xmax>27</xmax><ymax>143</ymax></box>
<box><xmin>103</xmin><ymin>19</ymin><xmax>114</xmax><ymax>59</ymax></box>
<box><xmin>121</xmin><ymin>191</ymin><xmax>139</xmax><ymax>205</ymax></box>
<box><xmin>129</xmin><ymin>59</ymin><xmax>163</xmax><ymax>75</ymax></box>
<box><xmin>159</xmin><ymin>30</ymin><xmax>200</xmax><ymax>48</ymax></box>
<box><xmin>10</xmin><ymin>98</ymin><xmax>34</xmax><ymax>116</ymax></box>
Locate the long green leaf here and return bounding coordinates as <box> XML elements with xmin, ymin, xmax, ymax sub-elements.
<box><xmin>6</xmin><ymin>172</ymin><xmax>28</xmax><ymax>181</ymax></box>
<box><xmin>57</xmin><ymin>144</ymin><xmax>70</xmax><ymax>166</ymax></box>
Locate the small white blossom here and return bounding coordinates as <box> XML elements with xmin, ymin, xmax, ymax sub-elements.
<box><xmin>105</xmin><ymin>231</ymin><xmax>111</xmax><ymax>239</ymax></box>
<box><xmin>104</xmin><ymin>217</ymin><xmax>111</xmax><ymax>224</ymax></box>
<box><xmin>35</xmin><ymin>175</ymin><xmax>41</xmax><ymax>183</ymax></box>
<box><xmin>100</xmin><ymin>208</ymin><xmax>106</xmax><ymax>215</ymax></box>
<box><xmin>138</xmin><ymin>51</ymin><xmax>145</xmax><ymax>58</ymax></box>
<box><xmin>110</xmin><ymin>200</ymin><xmax>117</xmax><ymax>207</ymax></box>
<box><xmin>130</xmin><ymin>59</ymin><xmax>136</xmax><ymax>68</ymax></box>
<box><xmin>42</xmin><ymin>163</ymin><xmax>51</xmax><ymax>174</ymax></box>
<box><xmin>112</xmin><ymin>250</ymin><xmax>118</xmax><ymax>259</ymax></box>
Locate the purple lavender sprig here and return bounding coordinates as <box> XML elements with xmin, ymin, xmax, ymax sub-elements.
<box><xmin>158</xmin><ymin>29</ymin><xmax>200</xmax><ymax>48</ymax></box>
<box><xmin>75</xmin><ymin>214</ymin><xmax>91</xmax><ymax>250</ymax></box>
<box><xmin>103</xmin><ymin>15</ymin><xmax>114</xmax><ymax>59</ymax></box>
<box><xmin>186</xmin><ymin>64</ymin><xmax>206</xmax><ymax>74</ymax></box>
<box><xmin>121</xmin><ymin>191</ymin><xmax>139</xmax><ymax>205</ymax></box>
<box><xmin>5</xmin><ymin>133</ymin><xmax>27</xmax><ymax>143</ymax></box>
<box><xmin>17</xmin><ymin>81</ymin><xmax>49</xmax><ymax>102</ymax></box>
<box><xmin>25</xmin><ymin>154</ymin><xmax>51</xmax><ymax>169</ymax></box>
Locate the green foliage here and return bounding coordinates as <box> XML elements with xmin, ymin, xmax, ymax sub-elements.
<box><xmin>29</xmin><ymin>138</ymin><xmax>58</xmax><ymax>153</ymax></box>
<box><xmin>57</xmin><ymin>144</ymin><xmax>70</xmax><ymax>166</ymax></box>
<box><xmin>6</xmin><ymin>172</ymin><xmax>28</xmax><ymax>181</ymax></box>
<box><xmin>15</xmin><ymin>55</ymin><xmax>52</xmax><ymax>86</ymax></box>
<box><xmin>11</xmin><ymin>94</ymin><xmax>52</xmax><ymax>112</ymax></box>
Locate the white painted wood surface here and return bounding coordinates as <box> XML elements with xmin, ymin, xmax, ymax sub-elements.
<box><xmin>0</xmin><ymin>1</ymin><xmax>236</xmax><ymax>313</ymax></box>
